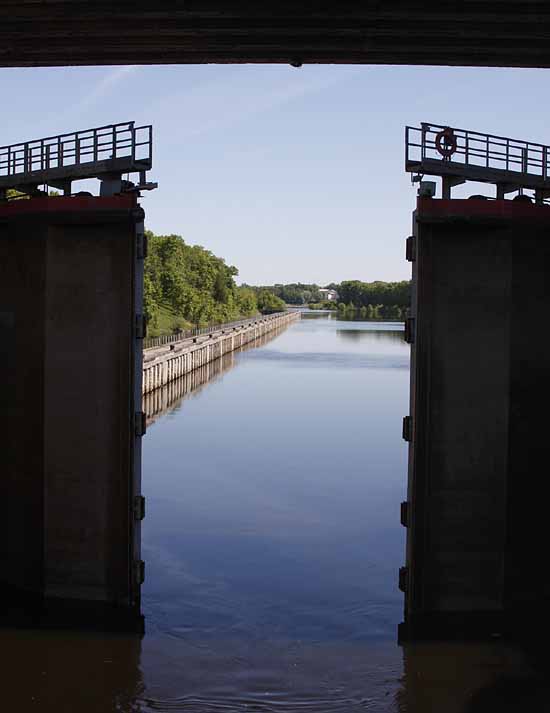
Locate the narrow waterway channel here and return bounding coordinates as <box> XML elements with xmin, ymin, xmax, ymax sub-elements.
<box><xmin>1</xmin><ymin>312</ymin><xmax>541</xmax><ymax>712</ymax></box>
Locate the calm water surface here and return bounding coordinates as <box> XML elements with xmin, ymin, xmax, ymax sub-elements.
<box><xmin>2</xmin><ymin>313</ymin><xmax>541</xmax><ymax>711</ymax></box>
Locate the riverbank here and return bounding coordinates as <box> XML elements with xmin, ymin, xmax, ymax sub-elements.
<box><xmin>142</xmin><ymin>311</ymin><xmax>300</xmax><ymax>394</ymax></box>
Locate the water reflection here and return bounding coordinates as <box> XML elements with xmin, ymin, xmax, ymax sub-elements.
<box><xmin>336</xmin><ymin>328</ymin><xmax>404</xmax><ymax>343</ymax></box>
<box><xmin>2</xmin><ymin>314</ymin><xmax>544</xmax><ymax>712</ymax></box>
<box><xmin>143</xmin><ymin>323</ymin><xmax>288</xmax><ymax>426</ymax></box>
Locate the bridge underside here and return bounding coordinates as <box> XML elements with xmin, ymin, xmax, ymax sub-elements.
<box><xmin>1</xmin><ymin>2</ymin><xmax>550</xmax><ymax>68</ymax></box>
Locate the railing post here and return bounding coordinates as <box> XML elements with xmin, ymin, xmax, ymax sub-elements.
<box><xmin>421</xmin><ymin>123</ymin><xmax>427</xmax><ymax>161</ymax></box>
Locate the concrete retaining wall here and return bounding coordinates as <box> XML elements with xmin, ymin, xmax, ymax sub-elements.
<box><xmin>142</xmin><ymin>311</ymin><xmax>300</xmax><ymax>394</ymax></box>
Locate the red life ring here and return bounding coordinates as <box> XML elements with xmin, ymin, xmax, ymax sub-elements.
<box><xmin>435</xmin><ymin>127</ymin><xmax>457</xmax><ymax>159</ymax></box>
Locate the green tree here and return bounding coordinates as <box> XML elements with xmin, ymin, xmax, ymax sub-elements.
<box><xmin>143</xmin><ymin>231</ymin><xmax>260</xmax><ymax>335</ymax></box>
<box><xmin>256</xmin><ymin>289</ymin><xmax>286</xmax><ymax>314</ymax></box>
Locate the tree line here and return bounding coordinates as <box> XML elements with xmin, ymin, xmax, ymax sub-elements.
<box><xmin>143</xmin><ymin>231</ymin><xmax>285</xmax><ymax>336</ymax></box>
<box><xmin>250</xmin><ymin>280</ymin><xmax>411</xmax><ymax>310</ymax></box>
<box><xmin>246</xmin><ymin>283</ymin><xmax>325</xmax><ymax>305</ymax></box>
<box><xmin>337</xmin><ymin>280</ymin><xmax>410</xmax><ymax>308</ymax></box>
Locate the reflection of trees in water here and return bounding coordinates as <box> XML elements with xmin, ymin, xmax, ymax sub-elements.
<box><xmin>144</xmin><ymin>324</ymin><xmax>287</xmax><ymax>425</ymax></box>
<box><xmin>301</xmin><ymin>311</ymin><xmax>332</xmax><ymax>319</ymax></box>
<box><xmin>336</xmin><ymin>329</ymin><xmax>405</xmax><ymax>343</ymax></box>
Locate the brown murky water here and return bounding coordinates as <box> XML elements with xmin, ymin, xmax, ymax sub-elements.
<box><xmin>2</xmin><ymin>314</ymin><xmax>547</xmax><ymax>712</ymax></box>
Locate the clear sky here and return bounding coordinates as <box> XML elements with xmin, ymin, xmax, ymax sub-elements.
<box><xmin>1</xmin><ymin>64</ymin><xmax>548</xmax><ymax>284</ymax></box>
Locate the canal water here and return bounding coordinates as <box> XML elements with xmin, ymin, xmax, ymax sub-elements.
<box><xmin>2</xmin><ymin>313</ymin><xmax>543</xmax><ymax>711</ymax></box>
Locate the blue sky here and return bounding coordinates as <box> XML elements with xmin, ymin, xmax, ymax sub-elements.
<box><xmin>1</xmin><ymin>64</ymin><xmax>548</xmax><ymax>284</ymax></box>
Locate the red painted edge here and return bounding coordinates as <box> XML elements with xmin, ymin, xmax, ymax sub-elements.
<box><xmin>417</xmin><ymin>197</ymin><xmax>550</xmax><ymax>221</ymax></box>
<box><xmin>0</xmin><ymin>195</ymin><xmax>136</xmax><ymax>217</ymax></box>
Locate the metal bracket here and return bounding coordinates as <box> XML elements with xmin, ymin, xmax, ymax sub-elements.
<box><xmin>406</xmin><ymin>235</ymin><xmax>416</xmax><ymax>262</ymax></box>
<box><xmin>133</xmin><ymin>495</ymin><xmax>146</xmax><ymax>521</ymax></box>
<box><xmin>404</xmin><ymin>318</ymin><xmax>415</xmax><ymax>344</ymax></box>
<box><xmin>136</xmin><ymin>228</ymin><xmax>148</xmax><ymax>260</ymax></box>
<box><xmin>402</xmin><ymin>416</ymin><xmax>412</xmax><ymax>442</ymax></box>
<box><xmin>399</xmin><ymin>566</ymin><xmax>408</xmax><ymax>592</ymax></box>
<box><xmin>400</xmin><ymin>501</ymin><xmax>409</xmax><ymax>527</ymax></box>
<box><xmin>134</xmin><ymin>560</ymin><xmax>145</xmax><ymax>585</ymax></box>
<box><xmin>135</xmin><ymin>411</ymin><xmax>146</xmax><ymax>437</ymax></box>
<box><xmin>135</xmin><ymin>314</ymin><xmax>146</xmax><ymax>340</ymax></box>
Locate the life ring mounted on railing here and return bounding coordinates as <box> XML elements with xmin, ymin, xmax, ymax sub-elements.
<box><xmin>435</xmin><ymin>127</ymin><xmax>457</xmax><ymax>160</ymax></box>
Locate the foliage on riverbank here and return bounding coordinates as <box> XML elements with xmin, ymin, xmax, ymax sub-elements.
<box><xmin>308</xmin><ymin>301</ymin><xmax>338</xmax><ymax>311</ymax></box>
<box><xmin>338</xmin><ymin>280</ymin><xmax>410</xmax><ymax>308</ymax></box>
<box><xmin>250</xmin><ymin>280</ymin><xmax>411</xmax><ymax>312</ymax></box>
<box><xmin>255</xmin><ymin>289</ymin><xmax>287</xmax><ymax>313</ymax></box>
<box><xmin>248</xmin><ymin>283</ymin><xmax>325</xmax><ymax>305</ymax></box>
<box><xmin>333</xmin><ymin>280</ymin><xmax>410</xmax><ymax>320</ymax></box>
<box><xmin>337</xmin><ymin>302</ymin><xmax>405</xmax><ymax>319</ymax></box>
<box><xmin>144</xmin><ymin>231</ymin><xmax>264</xmax><ymax>336</ymax></box>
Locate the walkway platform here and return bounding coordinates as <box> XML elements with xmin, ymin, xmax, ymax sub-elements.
<box><xmin>0</xmin><ymin>121</ymin><xmax>153</xmax><ymax>196</ymax></box>
<box><xmin>406</xmin><ymin>123</ymin><xmax>550</xmax><ymax>201</ymax></box>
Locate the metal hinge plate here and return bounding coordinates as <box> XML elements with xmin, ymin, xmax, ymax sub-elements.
<box><xmin>134</xmin><ymin>560</ymin><xmax>145</xmax><ymax>585</ymax></box>
<box><xmin>400</xmin><ymin>501</ymin><xmax>409</xmax><ymax>527</ymax></box>
<box><xmin>135</xmin><ymin>314</ymin><xmax>146</xmax><ymax>339</ymax></box>
<box><xmin>135</xmin><ymin>411</ymin><xmax>146</xmax><ymax>437</ymax></box>
<box><xmin>399</xmin><ymin>566</ymin><xmax>408</xmax><ymax>592</ymax></box>
<box><xmin>402</xmin><ymin>416</ymin><xmax>412</xmax><ymax>442</ymax></box>
<box><xmin>133</xmin><ymin>495</ymin><xmax>146</xmax><ymax>521</ymax></box>
<box><xmin>404</xmin><ymin>317</ymin><xmax>415</xmax><ymax>344</ymax></box>
<box><xmin>406</xmin><ymin>235</ymin><xmax>416</xmax><ymax>262</ymax></box>
<box><xmin>136</xmin><ymin>230</ymin><xmax>148</xmax><ymax>260</ymax></box>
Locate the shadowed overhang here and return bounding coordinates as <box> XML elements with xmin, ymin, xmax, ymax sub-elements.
<box><xmin>2</xmin><ymin>1</ymin><xmax>550</xmax><ymax>68</ymax></box>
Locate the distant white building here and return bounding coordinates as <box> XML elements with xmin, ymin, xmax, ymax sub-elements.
<box><xmin>319</xmin><ymin>288</ymin><xmax>339</xmax><ymax>302</ymax></box>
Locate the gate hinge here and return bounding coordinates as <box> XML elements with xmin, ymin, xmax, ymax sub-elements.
<box><xmin>136</xmin><ymin>230</ymin><xmax>148</xmax><ymax>260</ymax></box>
<box><xmin>404</xmin><ymin>317</ymin><xmax>415</xmax><ymax>344</ymax></box>
<box><xmin>399</xmin><ymin>566</ymin><xmax>408</xmax><ymax>592</ymax></box>
<box><xmin>133</xmin><ymin>495</ymin><xmax>146</xmax><ymax>521</ymax></box>
<box><xmin>135</xmin><ymin>314</ymin><xmax>147</xmax><ymax>339</ymax></box>
<box><xmin>406</xmin><ymin>235</ymin><xmax>416</xmax><ymax>262</ymax></box>
<box><xmin>135</xmin><ymin>411</ymin><xmax>146</xmax><ymax>437</ymax></box>
<box><xmin>400</xmin><ymin>501</ymin><xmax>409</xmax><ymax>527</ymax></box>
<box><xmin>402</xmin><ymin>415</ymin><xmax>412</xmax><ymax>442</ymax></box>
<box><xmin>134</xmin><ymin>560</ymin><xmax>145</xmax><ymax>585</ymax></box>
<box><xmin>132</xmin><ymin>207</ymin><xmax>146</xmax><ymax>223</ymax></box>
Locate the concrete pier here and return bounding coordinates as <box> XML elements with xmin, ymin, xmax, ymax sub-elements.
<box><xmin>142</xmin><ymin>311</ymin><xmax>300</xmax><ymax>395</ymax></box>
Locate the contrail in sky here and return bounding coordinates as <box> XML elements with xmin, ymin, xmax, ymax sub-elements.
<box><xmin>73</xmin><ymin>65</ymin><xmax>138</xmax><ymax>116</ymax></box>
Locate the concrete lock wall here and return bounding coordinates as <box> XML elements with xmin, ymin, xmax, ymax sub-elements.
<box><xmin>0</xmin><ymin>196</ymin><xmax>145</xmax><ymax>630</ymax></box>
<box><xmin>142</xmin><ymin>312</ymin><xmax>300</xmax><ymax>394</ymax></box>
<box><xmin>401</xmin><ymin>198</ymin><xmax>550</xmax><ymax>641</ymax></box>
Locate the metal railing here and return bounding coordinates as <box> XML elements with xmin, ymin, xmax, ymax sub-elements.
<box><xmin>0</xmin><ymin>121</ymin><xmax>152</xmax><ymax>182</ymax></box>
<box><xmin>406</xmin><ymin>122</ymin><xmax>550</xmax><ymax>182</ymax></box>
<box><xmin>143</xmin><ymin>312</ymin><xmax>291</xmax><ymax>350</ymax></box>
